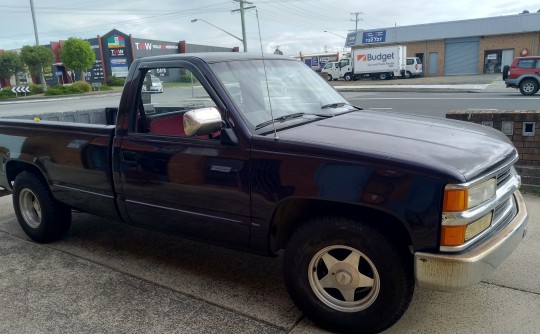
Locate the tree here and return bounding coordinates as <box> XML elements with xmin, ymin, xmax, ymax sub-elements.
<box><xmin>20</xmin><ymin>45</ymin><xmax>54</xmax><ymax>78</ymax></box>
<box><xmin>0</xmin><ymin>52</ymin><xmax>25</xmax><ymax>86</ymax></box>
<box><xmin>61</xmin><ymin>37</ymin><xmax>95</xmax><ymax>82</ymax></box>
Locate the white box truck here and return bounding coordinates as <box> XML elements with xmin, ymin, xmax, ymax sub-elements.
<box><xmin>322</xmin><ymin>45</ymin><xmax>408</xmax><ymax>81</ymax></box>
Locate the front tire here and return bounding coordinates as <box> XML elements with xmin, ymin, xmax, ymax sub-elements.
<box><xmin>13</xmin><ymin>172</ymin><xmax>72</xmax><ymax>243</ymax></box>
<box><xmin>344</xmin><ymin>73</ymin><xmax>353</xmax><ymax>81</ymax></box>
<box><xmin>284</xmin><ymin>217</ymin><xmax>414</xmax><ymax>334</ymax></box>
<box><xmin>519</xmin><ymin>79</ymin><xmax>539</xmax><ymax>96</ymax></box>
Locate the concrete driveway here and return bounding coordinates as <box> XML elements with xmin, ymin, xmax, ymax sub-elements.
<box><xmin>0</xmin><ymin>193</ymin><xmax>538</xmax><ymax>334</ymax></box>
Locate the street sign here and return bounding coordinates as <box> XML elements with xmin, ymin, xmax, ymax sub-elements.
<box><xmin>11</xmin><ymin>86</ymin><xmax>31</xmax><ymax>96</ymax></box>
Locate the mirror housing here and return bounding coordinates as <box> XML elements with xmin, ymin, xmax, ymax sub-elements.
<box><xmin>183</xmin><ymin>107</ymin><xmax>222</xmax><ymax>137</ymax></box>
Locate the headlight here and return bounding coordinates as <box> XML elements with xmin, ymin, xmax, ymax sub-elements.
<box><xmin>443</xmin><ymin>178</ymin><xmax>496</xmax><ymax>212</ymax></box>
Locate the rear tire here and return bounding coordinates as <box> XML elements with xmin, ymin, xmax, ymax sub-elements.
<box><xmin>519</xmin><ymin>79</ymin><xmax>539</xmax><ymax>96</ymax></box>
<box><xmin>502</xmin><ymin>65</ymin><xmax>509</xmax><ymax>81</ymax></box>
<box><xmin>378</xmin><ymin>73</ymin><xmax>388</xmax><ymax>80</ymax></box>
<box><xmin>13</xmin><ymin>172</ymin><xmax>71</xmax><ymax>243</ymax></box>
<box><xmin>404</xmin><ymin>71</ymin><xmax>412</xmax><ymax>79</ymax></box>
<box><xmin>284</xmin><ymin>217</ymin><xmax>414</xmax><ymax>334</ymax></box>
<box><xmin>327</xmin><ymin>74</ymin><xmax>333</xmax><ymax>81</ymax></box>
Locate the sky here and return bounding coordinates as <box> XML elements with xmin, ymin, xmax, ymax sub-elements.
<box><xmin>0</xmin><ymin>0</ymin><xmax>537</xmax><ymax>56</ymax></box>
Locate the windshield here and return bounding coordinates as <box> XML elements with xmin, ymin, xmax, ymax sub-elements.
<box><xmin>209</xmin><ymin>59</ymin><xmax>353</xmax><ymax>131</ymax></box>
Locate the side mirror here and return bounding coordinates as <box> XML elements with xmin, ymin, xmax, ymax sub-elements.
<box><xmin>183</xmin><ymin>107</ymin><xmax>222</xmax><ymax>137</ymax></box>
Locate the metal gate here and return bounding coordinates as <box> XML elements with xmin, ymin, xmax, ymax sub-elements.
<box><xmin>444</xmin><ymin>37</ymin><xmax>479</xmax><ymax>75</ymax></box>
<box><xmin>428</xmin><ymin>52</ymin><xmax>438</xmax><ymax>75</ymax></box>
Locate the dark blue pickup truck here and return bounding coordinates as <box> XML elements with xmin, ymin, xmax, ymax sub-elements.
<box><xmin>0</xmin><ymin>53</ymin><xmax>528</xmax><ymax>334</ymax></box>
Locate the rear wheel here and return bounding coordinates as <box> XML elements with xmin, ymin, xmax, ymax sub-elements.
<box><xmin>378</xmin><ymin>72</ymin><xmax>388</xmax><ymax>80</ymax></box>
<box><xmin>327</xmin><ymin>74</ymin><xmax>333</xmax><ymax>81</ymax></box>
<box><xmin>284</xmin><ymin>217</ymin><xmax>414</xmax><ymax>334</ymax></box>
<box><xmin>404</xmin><ymin>71</ymin><xmax>412</xmax><ymax>79</ymax></box>
<box><xmin>519</xmin><ymin>79</ymin><xmax>539</xmax><ymax>96</ymax></box>
<box><xmin>13</xmin><ymin>172</ymin><xmax>71</xmax><ymax>243</ymax></box>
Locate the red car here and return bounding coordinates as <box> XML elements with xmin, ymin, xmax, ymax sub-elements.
<box><xmin>503</xmin><ymin>56</ymin><xmax>540</xmax><ymax>95</ymax></box>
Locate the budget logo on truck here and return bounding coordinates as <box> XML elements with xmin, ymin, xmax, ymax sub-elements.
<box><xmin>360</xmin><ymin>52</ymin><xmax>395</xmax><ymax>62</ymax></box>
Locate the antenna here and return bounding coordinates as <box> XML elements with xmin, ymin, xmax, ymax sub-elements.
<box><xmin>255</xmin><ymin>8</ymin><xmax>279</xmax><ymax>141</ymax></box>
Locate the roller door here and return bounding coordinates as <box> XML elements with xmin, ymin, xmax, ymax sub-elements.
<box><xmin>444</xmin><ymin>37</ymin><xmax>479</xmax><ymax>75</ymax></box>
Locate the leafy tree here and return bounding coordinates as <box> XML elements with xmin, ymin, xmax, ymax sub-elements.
<box><xmin>0</xmin><ymin>52</ymin><xmax>25</xmax><ymax>86</ymax></box>
<box><xmin>61</xmin><ymin>37</ymin><xmax>95</xmax><ymax>82</ymax></box>
<box><xmin>20</xmin><ymin>45</ymin><xmax>54</xmax><ymax>78</ymax></box>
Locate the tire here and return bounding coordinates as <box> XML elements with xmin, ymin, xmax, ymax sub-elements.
<box><xmin>13</xmin><ymin>171</ymin><xmax>71</xmax><ymax>243</ymax></box>
<box><xmin>344</xmin><ymin>73</ymin><xmax>353</xmax><ymax>81</ymax></box>
<box><xmin>519</xmin><ymin>79</ymin><xmax>539</xmax><ymax>96</ymax></box>
<box><xmin>284</xmin><ymin>217</ymin><xmax>414</xmax><ymax>334</ymax></box>
<box><xmin>502</xmin><ymin>65</ymin><xmax>509</xmax><ymax>81</ymax></box>
<box><xmin>327</xmin><ymin>74</ymin><xmax>333</xmax><ymax>81</ymax></box>
<box><xmin>404</xmin><ymin>71</ymin><xmax>412</xmax><ymax>79</ymax></box>
<box><xmin>378</xmin><ymin>73</ymin><xmax>388</xmax><ymax>80</ymax></box>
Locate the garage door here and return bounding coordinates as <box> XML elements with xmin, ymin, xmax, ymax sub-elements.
<box><xmin>444</xmin><ymin>37</ymin><xmax>479</xmax><ymax>75</ymax></box>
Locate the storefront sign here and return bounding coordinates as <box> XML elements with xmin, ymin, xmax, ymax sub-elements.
<box><xmin>362</xmin><ymin>31</ymin><xmax>386</xmax><ymax>44</ymax></box>
<box><xmin>487</xmin><ymin>54</ymin><xmax>497</xmax><ymax>60</ymax></box>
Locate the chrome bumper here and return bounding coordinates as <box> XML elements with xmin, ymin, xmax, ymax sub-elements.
<box><xmin>414</xmin><ymin>190</ymin><xmax>528</xmax><ymax>292</ymax></box>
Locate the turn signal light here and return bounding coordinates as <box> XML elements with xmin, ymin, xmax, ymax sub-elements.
<box><xmin>441</xmin><ymin>225</ymin><xmax>466</xmax><ymax>246</ymax></box>
<box><xmin>443</xmin><ymin>189</ymin><xmax>467</xmax><ymax>212</ymax></box>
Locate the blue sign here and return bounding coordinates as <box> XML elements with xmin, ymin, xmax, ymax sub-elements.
<box><xmin>362</xmin><ymin>30</ymin><xmax>386</xmax><ymax>44</ymax></box>
<box><xmin>345</xmin><ymin>32</ymin><xmax>357</xmax><ymax>47</ymax></box>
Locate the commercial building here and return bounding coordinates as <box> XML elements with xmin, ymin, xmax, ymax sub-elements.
<box><xmin>0</xmin><ymin>29</ymin><xmax>239</xmax><ymax>87</ymax></box>
<box><xmin>345</xmin><ymin>12</ymin><xmax>540</xmax><ymax>76</ymax></box>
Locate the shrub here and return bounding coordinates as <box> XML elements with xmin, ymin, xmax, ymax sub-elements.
<box><xmin>179</xmin><ymin>74</ymin><xmax>199</xmax><ymax>83</ymax></box>
<box><xmin>0</xmin><ymin>88</ymin><xmax>15</xmax><ymax>99</ymax></box>
<box><xmin>44</xmin><ymin>85</ymin><xmax>84</xmax><ymax>96</ymax></box>
<box><xmin>72</xmin><ymin>81</ymin><xmax>92</xmax><ymax>92</ymax></box>
<box><xmin>107</xmin><ymin>76</ymin><xmax>125</xmax><ymax>86</ymax></box>
<box><xmin>29</xmin><ymin>84</ymin><xmax>43</xmax><ymax>95</ymax></box>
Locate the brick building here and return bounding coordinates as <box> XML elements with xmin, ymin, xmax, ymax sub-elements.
<box><xmin>345</xmin><ymin>12</ymin><xmax>540</xmax><ymax>76</ymax></box>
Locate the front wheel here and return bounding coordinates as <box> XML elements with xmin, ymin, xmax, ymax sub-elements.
<box><xmin>344</xmin><ymin>73</ymin><xmax>353</xmax><ymax>81</ymax></box>
<box><xmin>13</xmin><ymin>172</ymin><xmax>72</xmax><ymax>243</ymax></box>
<box><xmin>284</xmin><ymin>217</ymin><xmax>414</xmax><ymax>334</ymax></box>
<box><xmin>519</xmin><ymin>79</ymin><xmax>539</xmax><ymax>96</ymax></box>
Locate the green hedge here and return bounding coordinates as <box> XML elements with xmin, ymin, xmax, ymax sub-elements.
<box><xmin>72</xmin><ymin>81</ymin><xmax>92</xmax><ymax>92</ymax></box>
<box><xmin>0</xmin><ymin>87</ymin><xmax>15</xmax><ymax>99</ymax></box>
<box><xmin>44</xmin><ymin>85</ymin><xmax>85</xmax><ymax>96</ymax></box>
<box><xmin>107</xmin><ymin>77</ymin><xmax>125</xmax><ymax>86</ymax></box>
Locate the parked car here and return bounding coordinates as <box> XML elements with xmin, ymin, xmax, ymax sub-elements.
<box><xmin>503</xmin><ymin>56</ymin><xmax>540</xmax><ymax>95</ymax></box>
<box><xmin>321</xmin><ymin>61</ymin><xmax>340</xmax><ymax>81</ymax></box>
<box><xmin>142</xmin><ymin>74</ymin><xmax>164</xmax><ymax>93</ymax></box>
<box><xmin>404</xmin><ymin>57</ymin><xmax>423</xmax><ymax>78</ymax></box>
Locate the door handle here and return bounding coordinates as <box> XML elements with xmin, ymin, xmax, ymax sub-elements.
<box><xmin>121</xmin><ymin>151</ymin><xmax>137</xmax><ymax>162</ymax></box>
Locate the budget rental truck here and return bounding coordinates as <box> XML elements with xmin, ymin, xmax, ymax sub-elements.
<box><xmin>323</xmin><ymin>45</ymin><xmax>407</xmax><ymax>81</ymax></box>
<box><xmin>0</xmin><ymin>52</ymin><xmax>528</xmax><ymax>334</ymax></box>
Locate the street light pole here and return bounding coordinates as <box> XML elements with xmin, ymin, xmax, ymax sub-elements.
<box><xmin>29</xmin><ymin>0</ymin><xmax>47</xmax><ymax>91</ymax></box>
<box><xmin>324</xmin><ymin>31</ymin><xmax>346</xmax><ymax>39</ymax></box>
<box><xmin>191</xmin><ymin>19</ymin><xmax>244</xmax><ymax>46</ymax></box>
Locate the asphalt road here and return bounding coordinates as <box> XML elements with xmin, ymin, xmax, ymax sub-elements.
<box><xmin>342</xmin><ymin>91</ymin><xmax>540</xmax><ymax>118</ymax></box>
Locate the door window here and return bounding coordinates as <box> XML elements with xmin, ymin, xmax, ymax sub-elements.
<box><xmin>133</xmin><ymin>67</ymin><xmax>219</xmax><ymax>139</ymax></box>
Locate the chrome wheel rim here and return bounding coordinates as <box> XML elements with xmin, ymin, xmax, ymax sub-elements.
<box><xmin>19</xmin><ymin>188</ymin><xmax>42</xmax><ymax>229</ymax></box>
<box><xmin>523</xmin><ymin>83</ymin><xmax>534</xmax><ymax>93</ymax></box>
<box><xmin>308</xmin><ymin>245</ymin><xmax>380</xmax><ymax>313</ymax></box>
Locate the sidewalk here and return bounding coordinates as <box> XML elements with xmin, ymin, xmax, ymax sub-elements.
<box><xmin>331</xmin><ymin>74</ymin><xmax>509</xmax><ymax>93</ymax></box>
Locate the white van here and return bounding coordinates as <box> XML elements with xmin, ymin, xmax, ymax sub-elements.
<box><xmin>321</xmin><ymin>61</ymin><xmax>341</xmax><ymax>81</ymax></box>
<box><xmin>405</xmin><ymin>57</ymin><xmax>423</xmax><ymax>78</ymax></box>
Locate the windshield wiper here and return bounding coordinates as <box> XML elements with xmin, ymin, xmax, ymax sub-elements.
<box><xmin>255</xmin><ymin>112</ymin><xmax>306</xmax><ymax>130</ymax></box>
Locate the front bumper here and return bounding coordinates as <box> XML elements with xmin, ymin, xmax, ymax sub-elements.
<box><xmin>414</xmin><ymin>190</ymin><xmax>528</xmax><ymax>292</ymax></box>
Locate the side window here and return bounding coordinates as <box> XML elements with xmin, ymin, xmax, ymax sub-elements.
<box><xmin>406</xmin><ymin>59</ymin><xmax>413</xmax><ymax>65</ymax></box>
<box><xmin>536</xmin><ymin>60</ymin><xmax>540</xmax><ymax>69</ymax></box>
<box><xmin>133</xmin><ymin>67</ymin><xmax>219</xmax><ymax>139</ymax></box>
<box><xmin>517</xmin><ymin>59</ymin><xmax>534</xmax><ymax>69</ymax></box>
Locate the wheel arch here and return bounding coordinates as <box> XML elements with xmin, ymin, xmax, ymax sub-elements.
<box><xmin>5</xmin><ymin>160</ymin><xmax>50</xmax><ymax>192</ymax></box>
<box><xmin>269</xmin><ymin>198</ymin><xmax>414</xmax><ymax>253</ymax></box>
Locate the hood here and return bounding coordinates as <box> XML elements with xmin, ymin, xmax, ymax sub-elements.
<box><xmin>276</xmin><ymin>110</ymin><xmax>517</xmax><ymax>182</ymax></box>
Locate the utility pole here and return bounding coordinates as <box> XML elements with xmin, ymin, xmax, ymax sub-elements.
<box><xmin>350</xmin><ymin>12</ymin><xmax>362</xmax><ymax>32</ymax></box>
<box><xmin>29</xmin><ymin>0</ymin><xmax>47</xmax><ymax>91</ymax></box>
<box><xmin>232</xmin><ymin>0</ymin><xmax>255</xmax><ymax>52</ymax></box>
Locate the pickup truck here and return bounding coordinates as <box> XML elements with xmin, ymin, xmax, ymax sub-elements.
<box><xmin>0</xmin><ymin>53</ymin><xmax>528</xmax><ymax>334</ymax></box>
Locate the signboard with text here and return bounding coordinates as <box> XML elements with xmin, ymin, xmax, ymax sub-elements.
<box><xmin>362</xmin><ymin>30</ymin><xmax>386</xmax><ymax>44</ymax></box>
